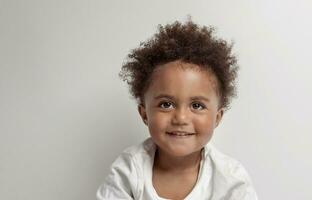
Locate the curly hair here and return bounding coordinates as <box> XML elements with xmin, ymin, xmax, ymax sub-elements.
<box><xmin>119</xmin><ymin>19</ymin><xmax>238</xmax><ymax>110</ymax></box>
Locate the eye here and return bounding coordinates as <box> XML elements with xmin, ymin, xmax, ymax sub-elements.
<box><xmin>159</xmin><ymin>101</ymin><xmax>174</xmax><ymax>109</ymax></box>
<box><xmin>191</xmin><ymin>102</ymin><xmax>206</xmax><ymax>110</ymax></box>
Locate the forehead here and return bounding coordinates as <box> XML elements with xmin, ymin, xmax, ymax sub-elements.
<box><xmin>146</xmin><ymin>61</ymin><xmax>219</xmax><ymax>100</ymax></box>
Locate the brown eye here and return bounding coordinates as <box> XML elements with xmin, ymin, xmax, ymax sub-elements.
<box><xmin>191</xmin><ymin>102</ymin><xmax>205</xmax><ymax>110</ymax></box>
<box><xmin>159</xmin><ymin>102</ymin><xmax>174</xmax><ymax>109</ymax></box>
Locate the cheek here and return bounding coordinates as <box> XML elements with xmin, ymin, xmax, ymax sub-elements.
<box><xmin>193</xmin><ymin>115</ymin><xmax>216</xmax><ymax>133</ymax></box>
<box><xmin>148</xmin><ymin>112</ymin><xmax>170</xmax><ymax>134</ymax></box>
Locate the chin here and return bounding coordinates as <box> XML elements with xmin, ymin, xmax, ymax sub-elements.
<box><xmin>166</xmin><ymin>147</ymin><xmax>201</xmax><ymax>157</ymax></box>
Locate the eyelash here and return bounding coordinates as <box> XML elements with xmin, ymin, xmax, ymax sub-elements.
<box><xmin>158</xmin><ymin>101</ymin><xmax>206</xmax><ymax>110</ymax></box>
<box><xmin>191</xmin><ymin>102</ymin><xmax>206</xmax><ymax>110</ymax></box>
<box><xmin>159</xmin><ymin>101</ymin><xmax>174</xmax><ymax>109</ymax></box>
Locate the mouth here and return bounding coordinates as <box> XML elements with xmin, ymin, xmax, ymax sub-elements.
<box><xmin>166</xmin><ymin>131</ymin><xmax>195</xmax><ymax>137</ymax></box>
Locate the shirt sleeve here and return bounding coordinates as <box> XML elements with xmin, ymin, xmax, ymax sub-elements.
<box><xmin>227</xmin><ymin>162</ymin><xmax>258</xmax><ymax>200</ymax></box>
<box><xmin>96</xmin><ymin>153</ymin><xmax>138</xmax><ymax>200</ymax></box>
<box><xmin>228</xmin><ymin>183</ymin><xmax>258</xmax><ymax>200</ymax></box>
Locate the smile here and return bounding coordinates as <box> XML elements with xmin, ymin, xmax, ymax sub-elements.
<box><xmin>166</xmin><ymin>131</ymin><xmax>195</xmax><ymax>137</ymax></box>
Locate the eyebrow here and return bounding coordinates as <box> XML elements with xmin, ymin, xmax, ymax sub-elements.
<box><xmin>190</xmin><ymin>96</ymin><xmax>210</xmax><ymax>102</ymax></box>
<box><xmin>154</xmin><ymin>94</ymin><xmax>175</xmax><ymax>100</ymax></box>
<box><xmin>154</xmin><ymin>94</ymin><xmax>210</xmax><ymax>102</ymax></box>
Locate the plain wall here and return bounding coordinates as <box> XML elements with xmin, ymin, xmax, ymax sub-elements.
<box><xmin>1</xmin><ymin>0</ymin><xmax>312</xmax><ymax>199</ymax></box>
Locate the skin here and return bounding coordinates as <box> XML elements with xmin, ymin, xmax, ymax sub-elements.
<box><xmin>138</xmin><ymin>60</ymin><xmax>224</xmax><ymax>199</ymax></box>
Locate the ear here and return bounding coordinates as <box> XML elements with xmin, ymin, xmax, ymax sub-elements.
<box><xmin>138</xmin><ymin>104</ymin><xmax>148</xmax><ymax>126</ymax></box>
<box><xmin>215</xmin><ymin>108</ymin><xmax>224</xmax><ymax>128</ymax></box>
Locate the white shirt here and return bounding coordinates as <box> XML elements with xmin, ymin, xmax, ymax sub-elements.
<box><xmin>97</xmin><ymin>138</ymin><xmax>258</xmax><ymax>200</ymax></box>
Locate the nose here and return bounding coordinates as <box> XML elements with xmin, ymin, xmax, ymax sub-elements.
<box><xmin>171</xmin><ymin>106</ymin><xmax>190</xmax><ymax>126</ymax></box>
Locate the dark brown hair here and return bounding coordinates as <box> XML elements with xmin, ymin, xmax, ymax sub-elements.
<box><xmin>119</xmin><ymin>19</ymin><xmax>238</xmax><ymax>110</ymax></box>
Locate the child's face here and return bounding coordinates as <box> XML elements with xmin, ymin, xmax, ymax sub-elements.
<box><xmin>138</xmin><ymin>60</ymin><xmax>224</xmax><ymax>157</ymax></box>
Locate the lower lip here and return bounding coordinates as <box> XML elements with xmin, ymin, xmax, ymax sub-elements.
<box><xmin>166</xmin><ymin>132</ymin><xmax>195</xmax><ymax>138</ymax></box>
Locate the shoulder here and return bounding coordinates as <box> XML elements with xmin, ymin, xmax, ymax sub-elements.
<box><xmin>206</xmin><ymin>143</ymin><xmax>251</xmax><ymax>180</ymax></box>
<box><xmin>109</xmin><ymin>137</ymin><xmax>154</xmax><ymax>172</ymax></box>
<box><xmin>204</xmin><ymin>143</ymin><xmax>258</xmax><ymax>199</ymax></box>
<box><xmin>97</xmin><ymin>138</ymin><xmax>154</xmax><ymax>200</ymax></box>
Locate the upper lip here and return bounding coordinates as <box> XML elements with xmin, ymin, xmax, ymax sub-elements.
<box><xmin>167</xmin><ymin>131</ymin><xmax>195</xmax><ymax>135</ymax></box>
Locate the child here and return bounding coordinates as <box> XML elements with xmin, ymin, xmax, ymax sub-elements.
<box><xmin>97</xmin><ymin>19</ymin><xmax>258</xmax><ymax>200</ymax></box>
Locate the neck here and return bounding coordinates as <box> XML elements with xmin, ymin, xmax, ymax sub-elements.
<box><xmin>153</xmin><ymin>147</ymin><xmax>203</xmax><ymax>173</ymax></box>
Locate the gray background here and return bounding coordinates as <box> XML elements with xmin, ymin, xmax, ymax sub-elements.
<box><xmin>1</xmin><ymin>0</ymin><xmax>312</xmax><ymax>199</ymax></box>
